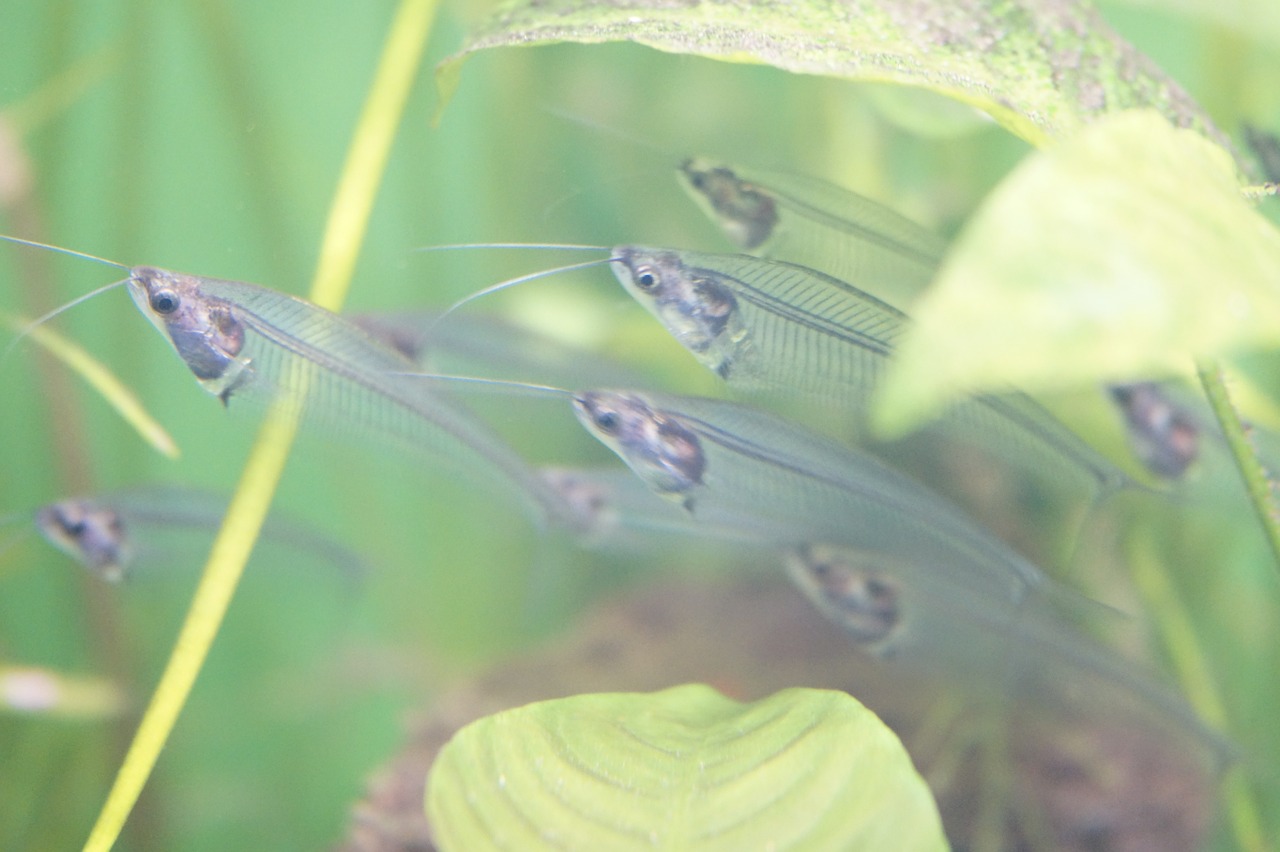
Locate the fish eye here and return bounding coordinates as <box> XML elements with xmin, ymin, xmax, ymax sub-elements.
<box><xmin>634</xmin><ymin>266</ymin><xmax>659</xmax><ymax>291</ymax></box>
<box><xmin>150</xmin><ymin>289</ymin><xmax>180</xmax><ymax>314</ymax></box>
<box><xmin>593</xmin><ymin>410</ymin><xmax>620</xmax><ymax>433</ymax></box>
<box><xmin>865</xmin><ymin>577</ymin><xmax>892</xmax><ymax>599</ymax></box>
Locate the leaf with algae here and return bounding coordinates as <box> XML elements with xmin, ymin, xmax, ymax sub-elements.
<box><xmin>426</xmin><ymin>683</ymin><xmax>947</xmax><ymax>851</ymax></box>
<box><xmin>438</xmin><ymin>0</ymin><xmax>1226</xmax><ymax>148</ymax></box>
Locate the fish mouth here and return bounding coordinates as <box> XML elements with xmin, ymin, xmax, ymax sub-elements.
<box><xmin>124</xmin><ymin>274</ymin><xmax>169</xmax><ymax>336</ymax></box>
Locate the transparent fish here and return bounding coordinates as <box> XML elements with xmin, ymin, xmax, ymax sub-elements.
<box><xmin>1109</xmin><ymin>382</ymin><xmax>1202</xmax><ymax>480</ymax></box>
<box><xmin>35</xmin><ymin>497</ymin><xmax>133</xmax><ymax>581</ymax></box>
<box><xmin>0</xmin><ymin>235</ymin><xmax>570</xmax><ymax>525</ymax></box>
<box><xmin>609</xmin><ymin>246</ymin><xmax>1139</xmax><ymax>501</ymax></box>
<box><xmin>786</xmin><ymin>545</ymin><xmax>903</xmax><ymax>653</ymax></box>
<box><xmin>571</xmin><ymin>388</ymin><xmax>1073</xmax><ymax>607</ymax></box>
<box><xmin>677</xmin><ymin>157</ymin><xmax>947</xmax><ymax>309</ymax></box>
<box><xmin>350</xmin><ymin>310</ymin><xmax>649</xmax><ymax>391</ymax></box>
<box><xmin>126</xmin><ymin>267</ymin><xmax>578</xmax><ymax>523</ymax></box>
<box><xmin>785</xmin><ymin>542</ymin><xmax>1229</xmax><ymax>762</ymax></box>
<box><xmin>539</xmin><ymin>465</ymin><xmax>780</xmax><ymax>553</ymax></box>
<box><xmin>18</xmin><ymin>486</ymin><xmax>366</xmax><ymax>583</ymax></box>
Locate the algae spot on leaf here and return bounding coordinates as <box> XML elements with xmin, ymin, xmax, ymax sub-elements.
<box><xmin>425</xmin><ymin>683</ymin><xmax>947</xmax><ymax>851</ymax></box>
<box><xmin>437</xmin><ymin>0</ymin><xmax>1226</xmax><ymax>148</ymax></box>
<box><xmin>873</xmin><ymin>109</ymin><xmax>1280</xmax><ymax>437</ymax></box>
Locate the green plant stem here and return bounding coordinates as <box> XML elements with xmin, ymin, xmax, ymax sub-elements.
<box><xmin>80</xmin><ymin>2</ymin><xmax>439</xmax><ymax>849</ymax></box>
<box><xmin>1127</xmin><ymin>529</ymin><xmax>1266</xmax><ymax>852</ymax></box>
<box><xmin>1241</xmin><ymin>182</ymin><xmax>1280</xmax><ymax>200</ymax></box>
<box><xmin>1197</xmin><ymin>360</ymin><xmax>1280</xmax><ymax>575</ymax></box>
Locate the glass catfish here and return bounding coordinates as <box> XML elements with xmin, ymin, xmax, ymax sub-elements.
<box><xmin>571</xmin><ymin>387</ymin><xmax>1077</xmax><ymax>608</ymax></box>
<box><xmin>785</xmin><ymin>542</ymin><xmax>1228</xmax><ymax>763</ymax></box>
<box><xmin>540</xmin><ymin>464</ymin><xmax>791</xmax><ymax>555</ymax></box>
<box><xmin>1108</xmin><ymin>381</ymin><xmax>1203</xmax><ymax>480</ymax></box>
<box><xmin>380</xmin><ymin>371</ymin><xmax>1067</xmax><ymax>607</ymax></box>
<box><xmin>0</xmin><ymin>236</ymin><xmax>571</xmax><ymax>524</ymax></box>
<box><xmin>14</xmin><ymin>486</ymin><xmax>365</xmax><ymax>583</ymax></box>
<box><xmin>540</xmin><ymin>463</ymin><xmax>1225</xmax><ymax>761</ymax></box>
<box><xmin>677</xmin><ymin>158</ymin><xmax>947</xmax><ymax>310</ymax></box>
<box><xmin>609</xmin><ymin>245</ymin><xmax>1141</xmax><ymax>502</ymax></box>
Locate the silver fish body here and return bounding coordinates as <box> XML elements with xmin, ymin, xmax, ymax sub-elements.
<box><xmin>677</xmin><ymin>158</ymin><xmax>947</xmax><ymax>310</ymax></box>
<box><xmin>785</xmin><ymin>542</ymin><xmax>1229</xmax><ymax>762</ymax></box>
<box><xmin>33</xmin><ymin>486</ymin><xmax>365</xmax><ymax>583</ymax></box>
<box><xmin>1109</xmin><ymin>382</ymin><xmax>1201</xmax><ymax>479</ymax></box>
<box><xmin>573</xmin><ymin>389</ymin><xmax>1061</xmax><ymax>606</ymax></box>
<box><xmin>36</xmin><ymin>500</ymin><xmax>133</xmax><ymax>582</ymax></box>
<box><xmin>125</xmin><ymin>266</ymin><xmax>570</xmax><ymax>524</ymax></box>
<box><xmin>610</xmin><ymin>246</ymin><xmax>1137</xmax><ymax>500</ymax></box>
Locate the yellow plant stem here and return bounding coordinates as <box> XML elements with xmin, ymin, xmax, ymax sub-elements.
<box><xmin>81</xmin><ymin>1</ymin><xmax>439</xmax><ymax>849</ymax></box>
<box><xmin>0</xmin><ymin>312</ymin><xmax>180</xmax><ymax>459</ymax></box>
<box><xmin>1127</xmin><ymin>529</ymin><xmax>1266</xmax><ymax>852</ymax></box>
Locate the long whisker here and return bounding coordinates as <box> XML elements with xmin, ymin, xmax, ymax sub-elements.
<box><xmin>543</xmin><ymin>105</ymin><xmax>673</xmax><ymax>156</ymax></box>
<box><xmin>412</xmin><ymin>256</ymin><xmax>619</xmax><ymax>356</ymax></box>
<box><xmin>413</xmin><ymin>242</ymin><xmax>609</xmax><ymax>253</ymax></box>
<box><xmin>441</xmin><ymin>257</ymin><xmax>614</xmax><ymax>317</ymax></box>
<box><xmin>0</xmin><ymin>234</ymin><xmax>130</xmax><ymax>270</ymax></box>
<box><xmin>0</xmin><ymin>277</ymin><xmax>130</xmax><ymax>363</ymax></box>
<box><xmin>385</xmin><ymin>371</ymin><xmax>573</xmax><ymax>399</ymax></box>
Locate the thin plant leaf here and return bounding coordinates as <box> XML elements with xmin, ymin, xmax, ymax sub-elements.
<box><xmin>80</xmin><ymin>1</ymin><xmax>441</xmax><ymax>849</ymax></box>
<box><xmin>426</xmin><ymin>684</ymin><xmax>947</xmax><ymax>851</ymax></box>
<box><xmin>0</xmin><ymin>311</ymin><xmax>179</xmax><ymax>459</ymax></box>
<box><xmin>438</xmin><ymin>0</ymin><xmax>1226</xmax><ymax>148</ymax></box>
<box><xmin>874</xmin><ymin>110</ymin><xmax>1280</xmax><ymax>436</ymax></box>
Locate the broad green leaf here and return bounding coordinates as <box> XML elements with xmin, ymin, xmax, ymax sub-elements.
<box><xmin>873</xmin><ymin>109</ymin><xmax>1280</xmax><ymax>436</ymax></box>
<box><xmin>426</xmin><ymin>684</ymin><xmax>946</xmax><ymax>851</ymax></box>
<box><xmin>438</xmin><ymin>0</ymin><xmax>1224</xmax><ymax>148</ymax></box>
<box><xmin>1</xmin><ymin>312</ymin><xmax>180</xmax><ymax>459</ymax></box>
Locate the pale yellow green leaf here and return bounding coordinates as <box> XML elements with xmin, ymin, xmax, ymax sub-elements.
<box><xmin>873</xmin><ymin>110</ymin><xmax>1280</xmax><ymax>436</ymax></box>
<box><xmin>426</xmin><ymin>684</ymin><xmax>947</xmax><ymax>851</ymax></box>
<box><xmin>438</xmin><ymin>0</ymin><xmax>1226</xmax><ymax>148</ymax></box>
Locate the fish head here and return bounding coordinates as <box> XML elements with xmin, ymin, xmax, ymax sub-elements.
<box><xmin>611</xmin><ymin>247</ymin><xmax>743</xmax><ymax>374</ymax></box>
<box><xmin>572</xmin><ymin>391</ymin><xmax>705</xmax><ymax>504</ymax></box>
<box><xmin>128</xmin><ymin>266</ymin><xmax>251</xmax><ymax>401</ymax></box>
<box><xmin>539</xmin><ymin>468</ymin><xmax>619</xmax><ymax>537</ymax></box>
<box><xmin>677</xmin><ymin>158</ymin><xmax>777</xmax><ymax>249</ymax></box>
<box><xmin>1109</xmin><ymin>383</ymin><xmax>1200</xmax><ymax>478</ymax></box>
<box><xmin>35</xmin><ymin>499</ymin><xmax>133</xmax><ymax>582</ymax></box>
<box><xmin>786</xmin><ymin>544</ymin><xmax>903</xmax><ymax>654</ymax></box>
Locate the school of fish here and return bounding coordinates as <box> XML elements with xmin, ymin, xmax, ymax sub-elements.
<box><xmin>0</xmin><ymin>157</ymin><xmax>1236</xmax><ymax>815</ymax></box>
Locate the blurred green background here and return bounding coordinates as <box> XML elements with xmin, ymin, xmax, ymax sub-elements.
<box><xmin>1</xmin><ymin>1</ymin><xmax>1279</xmax><ymax>849</ymax></box>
